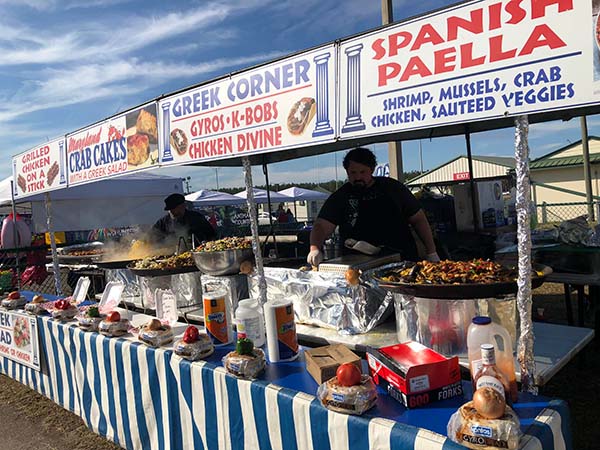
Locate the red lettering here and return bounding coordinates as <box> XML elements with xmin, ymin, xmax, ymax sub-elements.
<box><xmin>388</xmin><ymin>31</ymin><xmax>412</xmax><ymax>57</ymax></box>
<box><xmin>411</xmin><ymin>24</ymin><xmax>444</xmax><ymax>51</ymax></box>
<box><xmin>434</xmin><ymin>47</ymin><xmax>456</xmax><ymax>74</ymax></box>
<box><xmin>505</xmin><ymin>0</ymin><xmax>527</xmax><ymax>24</ymax></box>
<box><xmin>531</xmin><ymin>0</ymin><xmax>573</xmax><ymax>20</ymax></box>
<box><xmin>371</xmin><ymin>38</ymin><xmax>386</xmax><ymax>60</ymax></box>
<box><xmin>378</xmin><ymin>63</ymin><xmax>401</xmax><ymax>87</ymax></box>
<box><xmin>447</xmin><ymin>9</ymin><xmax>484</xmax><ymax>41</ymax></box>
<box><xmin>488</xmin><ymin>3</ymin><xmax>503</xmax><ymax>30</ymax></box>
<box><xmin>489</xmin><ymin>35</ymin><xmax>517</xmax><ymax>62</ymax></box>
<box><xmin>400</xmin><ymin>56</ymin><xmax>432</xmax><ymax>82</ymax></box>
<box><xmin>519</xmin><ymin>24</ymin><xmax>567</xmax><ymax>56</ymax></box>
<box><xmin>460</xmin><ymin>43</ymin><xmax>486</xmax><ymax>68</ymax></box>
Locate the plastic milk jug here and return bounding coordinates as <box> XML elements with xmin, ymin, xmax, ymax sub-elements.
<box><xmin>467</xmin><ymin>316</ymin><xmax>518</xmax><ymax>403</ymax></box>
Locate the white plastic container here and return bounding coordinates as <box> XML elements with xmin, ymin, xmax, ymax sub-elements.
<box><xmin>235</xmin><ymin>298</ymin><xmax>265</xmax><ymax>347</ymax></box>
<box><xmin>263</xmin><ymin>297</ymin><xmax>299</xmax><ymax>362</ymax></box>
<box><xmin>467</xmin><ymin>316</ymin><xmax>517</xmax><ymax>403</ymax></box>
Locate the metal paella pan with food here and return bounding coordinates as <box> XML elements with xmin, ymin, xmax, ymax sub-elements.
<box><xmin>128</xmin><ymin>251</ymin><xmax>199</xmax><ymax>277</ymax></box>
<box><xmin>371</xmin><ymin>259</ymin><xmax>551</xmax><ymax>299</ymax></box>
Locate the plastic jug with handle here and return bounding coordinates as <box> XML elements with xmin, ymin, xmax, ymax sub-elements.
<box><xmin>467</xmin><ymin>316</ymin><xmax>518</xmax><ymax>403</ymax></box>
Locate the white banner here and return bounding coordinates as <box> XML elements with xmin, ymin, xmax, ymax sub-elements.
<box><xmin>338</xmin><ymin>0</ymin><xmax>595</xmax><ymax>140</ymax></box>
<box><xmin>12</xmin><ymin>137</ymin><xmax>66</xmax><ymax>199</ymax></box>
<box><xmin>0</xmin><ymin>311</ymin><xmax>41</xmax><ymax>371</ymax></box>
<box><xmin>66</xmin><ymin>102</ymin><xmax>159</xmax><ymax>186</ymax></box>
<box><xmin>158</xmin><ymin>45</ymin><xmax>336</xmax><ymax>166</ymax></box>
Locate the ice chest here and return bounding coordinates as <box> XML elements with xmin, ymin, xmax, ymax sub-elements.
<box><xmin>305</xmin><ymin>344</ymin><xmax>361</xmax><ymax>384</ymax></box>
<box><xmin>366</xmin><ymin>341</ymin><xmax>462</xmax><ymax>408</ymax></box>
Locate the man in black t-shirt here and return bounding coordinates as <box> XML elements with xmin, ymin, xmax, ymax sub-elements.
<box><xmin>150</xmin><ymin>193</ymin><xmax>216</xmax><ymax>246</ymax></box>
<box><xmin>307</xmin><ymin>148</ymin><xmax>439</xmax><ymax>266</ymax></box>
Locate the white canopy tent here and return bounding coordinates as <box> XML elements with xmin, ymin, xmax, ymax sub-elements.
<box><xmin>185</xmin><ymin>189</ymin><xmax>245</xmax><ymax>207</ymax></box>
<box><xmin>234</xmin><ymin>188</ymin><xmax>292</xmax><ymax>204</ymax></box>
<box><xmin>277</xmin><ymin>187</ymin><xmax>329</xmax><ymax>201</ymax></box>
<box><xmin>1</xmin><ymin>172</ymin><xmax>184</xmax><ymax>232</ymax></box>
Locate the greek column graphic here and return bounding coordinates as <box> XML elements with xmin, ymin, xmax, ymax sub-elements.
<box><xmin>312</xmin><ymin>52</ymin><xmax>334</xmax><ymax>137</ymax></box>
<box><xmin>161</xmin><ymin>102</ymin><xmax>174</xmax><ymax>163</ymax></box>
<box><xmin>342</xmin><ymin>43</ymin><xmax>366</xmax><ymax>133</ymax></box>
<box><xmin>59</xmin><ymin>140</ymin><xmax>66</xmax><ymax>185</ymax></box>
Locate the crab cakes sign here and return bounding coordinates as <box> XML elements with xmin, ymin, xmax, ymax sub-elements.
<box><xmin>338</xmin><ymin>0</ymin><xmax>593</xmax><ymax>140</ymax></box>
<box><xmin>12</xmin><ymin>137</ymin><xmax>66</xmax><ymax>199</ymax></box>
<box><xmin>158</xmin><ymin>45</ymin><xmax>336</xmax><ymax>166</ymax></box>
<box><xmin>66</xmin><ymin>102</ymin><xmax>159</xmax><ymax>186</ymax></box>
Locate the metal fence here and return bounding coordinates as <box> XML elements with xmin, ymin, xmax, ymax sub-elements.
<box><xmin>534</xmin><ymin>201</ymin><xmax>600</xmax><ymax>227</ymax></box>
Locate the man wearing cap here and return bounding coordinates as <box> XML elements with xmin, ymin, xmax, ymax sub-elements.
<box><xmin>150</xmin><ymin>193</ymin><xmax>217</xmax><ymax>245</ymax></box>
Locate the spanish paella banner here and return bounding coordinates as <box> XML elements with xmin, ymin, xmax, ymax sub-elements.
<box><xmin>12</xmin><ymin>137</ymin><xmax>66</xmax><ymax>199</ymax></box>
<box><xmin>0</xmin><ymin>311</ymin><xmax>41</xmax><ymax>371</ymax></box>
<box><xmin>65</xmin><ymin>102</ymin><xmax>159</xmax><ymax>186</ymax></box>
<box><xmin>157</xmin><ymin>44</ymin><xmax>336</xmax><ymax>166</ymax></box>
<box><xmin>338</xmin><ymin>0</ymin><xmax>595</xmax><ymax>140</ymax></box>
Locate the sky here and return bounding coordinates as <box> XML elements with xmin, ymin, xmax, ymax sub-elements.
<box><xmin>1</xmin><ymin>0</ymin><xmax>599</xmax><ymax>192</ymax></box>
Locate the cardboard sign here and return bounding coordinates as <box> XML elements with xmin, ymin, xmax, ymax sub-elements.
<box><xmin>0</xmin><ymin>311</ymin><xmax>41</xmax><ymax>371</ymax></box>
<box><xmin>156</xmin><ymin>290</ymin><xmax>178</xmax><ymax>326</ymax></box>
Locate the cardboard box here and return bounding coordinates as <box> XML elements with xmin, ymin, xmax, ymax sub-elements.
<box><xmin>366</xmin><ymin>341</ymin><xmax>462</xmax><ymax>408</ymax></box>
<box><xmin>305</xmin><ymin>344</ymin><xmax>361</xmax><ymax>384</ymax></box>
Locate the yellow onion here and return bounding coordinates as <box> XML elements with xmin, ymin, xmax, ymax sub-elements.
<box><xmin>472</xmin><ymin>387</ymin><xmax>506</xmax><ymax>419</ymax></box>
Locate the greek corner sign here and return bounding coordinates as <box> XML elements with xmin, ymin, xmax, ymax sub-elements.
<box><xmin>12</xmin><ymin>137</ymin><xmax>66</xmax><ymax>199</ymax></box>
<box><xmin>338</xmin><ymin>0</ymin><xmax>591</xmax><ymax>140</ymax></box>
<box><xmin>0</xmin><ymin>311</ymin><xmax>41</xmax><ymax>371</ymax></box>
<box><xmin>158</xmin><ymin>45</ymin><xmax>336</xmax><ymax>166</ymax></box>
<box><xmin>66</xmin><ymin>102</ymin><xmax>159</xmax><ymax>186</ymax></box>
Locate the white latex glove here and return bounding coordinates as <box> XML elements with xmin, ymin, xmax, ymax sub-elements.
<box><xmin>426</xmin><ymin>252</ymin><xmax>441</xmax><ymax>262</ymax></box>
<box><xmin>307</xmin><ymin>249</ymin><xmax>323</xmax><ymax>267</ymax></box>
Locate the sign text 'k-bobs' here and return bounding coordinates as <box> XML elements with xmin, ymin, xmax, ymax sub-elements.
<box><xmin>158</xmin><ymin>45</ymin><xmax>336</xmax><ymax>166</ymax></box>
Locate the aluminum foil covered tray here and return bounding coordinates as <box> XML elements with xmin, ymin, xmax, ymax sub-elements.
<box><xmin>248</xmin><ymin>267</ymin><xmax>393</xmax><ymax>335</ymax></box>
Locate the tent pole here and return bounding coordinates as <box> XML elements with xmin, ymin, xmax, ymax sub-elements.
<box><xmin>44</xmin><ymin>193</ymin><xmax>63</xmax><ymax>295</ymax></box>
<box><xmin>262</xmin><ymin>163</ymin><xmax>278</xmax><ymax>258</ymax></box>
<box><xmin>243</xmin><ymin>158</ymin><xmax>267</xmax><ymax>305</ymax></box>
<box><xmin>465</xmin><ymin>127</ymin><xmax>479</xmax><ymax>232</ymax></box>
<box><xmin>9</xmin><ymin>181</ymin><xmax>21</xmax><ymax>289</ymax></box>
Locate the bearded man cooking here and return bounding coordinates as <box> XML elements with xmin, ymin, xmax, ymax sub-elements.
<box><xmin>307</xmin><ymin>147</ymin><xmax>439</xmax><ymax>267</ymax></box>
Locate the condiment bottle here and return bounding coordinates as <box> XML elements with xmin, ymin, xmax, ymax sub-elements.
<box><xmin>473</xmin><ymin>344</ymin><xmax>510</xmax><ymax>402</ymax></box>
<box><xmin>467</xmin><ymin>316</ymin><xmax>518</xmax><ymax>403</ymax></box>
<box><xmin>235</xmin><ymin>298</ymin><xmax>265</xmax><ymax>347</ymax></box>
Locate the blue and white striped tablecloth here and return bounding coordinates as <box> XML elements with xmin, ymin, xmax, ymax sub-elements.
<box><xmin>0</xmin><ymin>316</ymin><xmax>572</xmax><ymax>450</ymax></box>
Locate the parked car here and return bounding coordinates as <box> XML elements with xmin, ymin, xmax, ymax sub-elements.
<box><xmin>258</xmin><ymin>212</ymin><xmax>275</xmax><ymax>226</ymax></box>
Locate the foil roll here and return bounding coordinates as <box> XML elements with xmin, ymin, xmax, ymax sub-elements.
<box><xmin>514</xmin><ymin>115</ymin><xmax>537</xmax><ymax>395</ymax></box>
<box><xmin>248</xmin><ymin>267</ymin><xmax>393</xmax><ymax>335</ymax></box>
<box><xmin>242</xmin><ymin>157</ymin><xmax>267</xmax><ymax>306</ymax></box>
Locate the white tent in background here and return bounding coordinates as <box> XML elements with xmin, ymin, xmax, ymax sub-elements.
<box><xmin>186</xmin><ymin>189</ymin><xmax>245</xmax><ymax>207</ymax></box>
<box><xmin>277</xmin><ymin>187</ymin><xmax>329</xmax><ymax>201</ymax></box>
<box><xmin>234</xmin><ymin>188</ymin><xmax>292</xmax><ymax>204</ymax></box>
<box><xmin>1</xmin><ymin>172</ymin><xmax>184</xmax><ymax>232</ymax></box>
